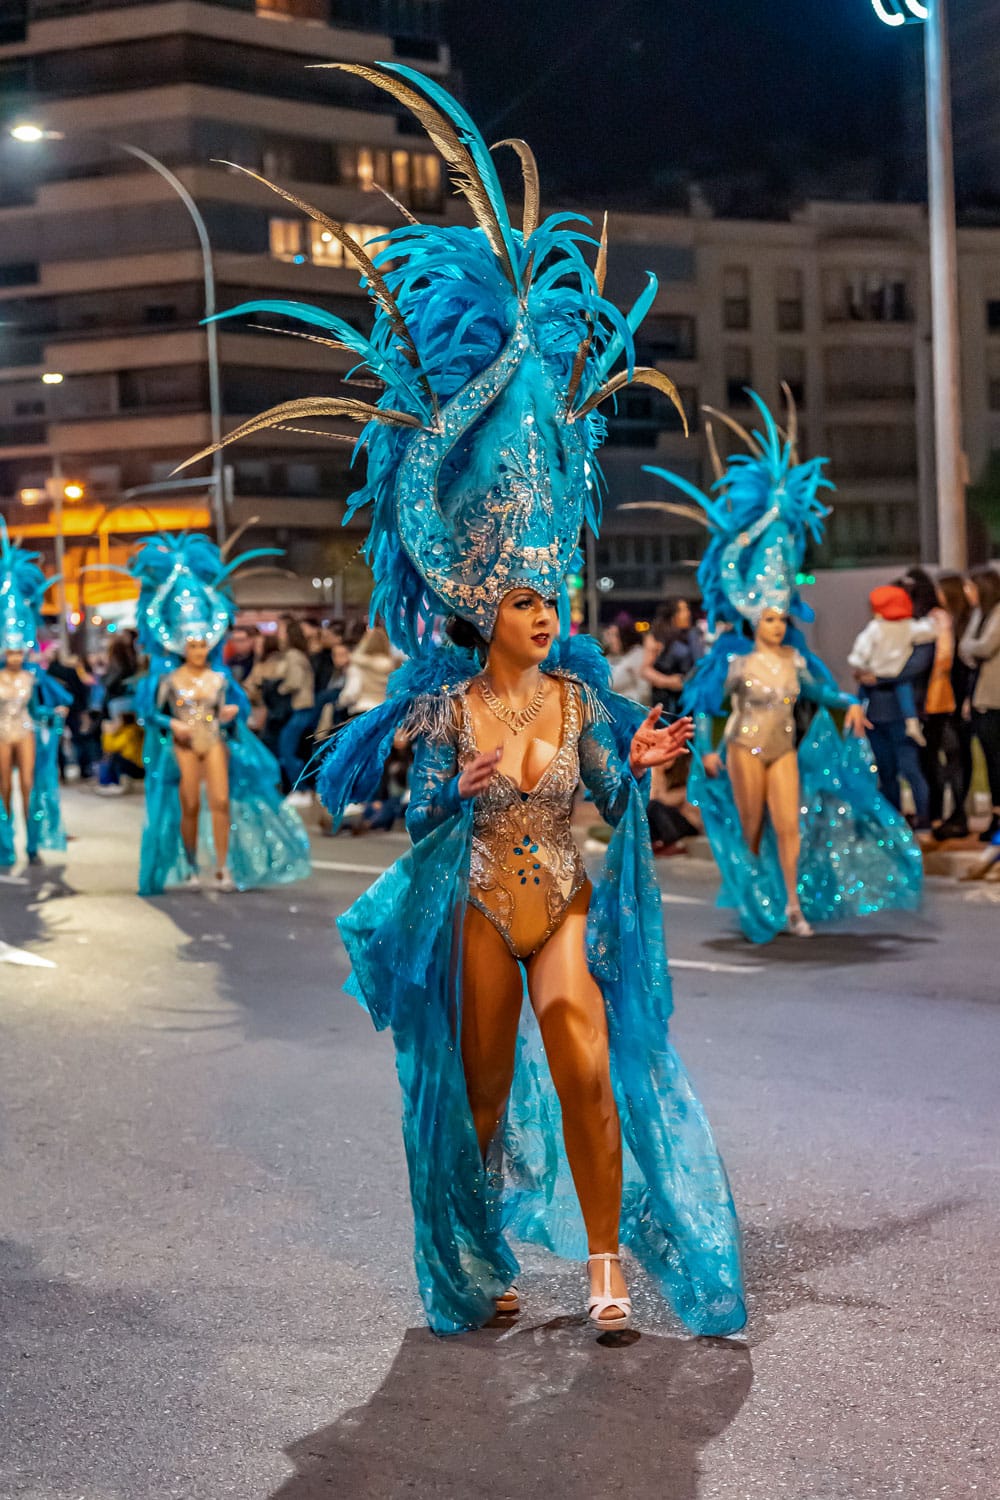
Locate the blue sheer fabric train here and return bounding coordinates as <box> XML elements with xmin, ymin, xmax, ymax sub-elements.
<box><xmin>333</xmin><ymin>639</ymin><xmax>746</xmax><ymax>1337</ymax></box>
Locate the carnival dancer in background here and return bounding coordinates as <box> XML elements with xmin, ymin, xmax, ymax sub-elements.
<box><xmin>640</xmin><ymin>391</ymin><xmax>923</xmax><ymax>943</ymax></box>
<box><xmin>181</xmin><ymin>65</ymin><xmax>745</xmax><ymax>1339</ymax></box>
<box><xmin>0</xmin><ymin>519</ymin><xmax>68</xmax><ymax>868</ymax></box>
<box><xmin>130</xmin><ymin>532</ymin><xmax>311</xmax><ymax>895</ymax></box>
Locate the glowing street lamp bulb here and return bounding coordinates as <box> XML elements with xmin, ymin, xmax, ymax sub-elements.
<box><xmin>41</xmin><ymin>371</ymin><xmax>64</xmax><ymax>385</ymax></box>
<box><xmin>312</xmin><ymin>577</ymin><xmax>322</xmax><ymax>588</ymax></box>
<box><xmin>871</xmin><ymin>0</ymin><xmax>906</xmax><ymax>23</ymax></box>
<box><xmin>322</xmin><ymin>576</ymin><xmax>333</xmax><ymax>588</ymax></box>
<box><xmin>63</xmin><ymin>483</ymin><xmax>84</xmax><ymax>501</ymax></box>
<box><xmin>11</xmin><ymin>123</ymin><xmax>46</xmax><ymax>143</ymax></box>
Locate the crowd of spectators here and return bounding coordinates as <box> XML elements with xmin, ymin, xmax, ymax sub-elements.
<box><xmin>37</xmin><ymin>563</ymin><xmax>1000</xmax><ymax>864</ymax></box>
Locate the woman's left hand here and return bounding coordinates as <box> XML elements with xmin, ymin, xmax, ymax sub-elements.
<box><xmin>629</xmin><ymin>707</ymin><xmax>694</xmax><ymax>775</ymax></box>
<box><xmin>220</xmin><ymin>703</ymin><xmax>239</xmax><ymax>724</ymax></box>
<box><xmin>844</xmin><ymin>702</ymin><xmax>872</xmax><ymax>738</ymax></box>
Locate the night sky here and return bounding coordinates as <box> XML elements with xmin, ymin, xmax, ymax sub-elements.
<box><xmin>445</xmin><ymin>0</ymin><xmax>920</xmax><ymax>213</ymax></box>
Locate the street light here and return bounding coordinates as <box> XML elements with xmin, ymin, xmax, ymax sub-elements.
<box><xmin>10</xmin><ymin>125</ymin><xmax>226</xmax><ymax>544</ymax></box>
<box><xmin>870</xmin><ymin>0</ymin><xmax>967</xmax><ymax>570</ymax></box>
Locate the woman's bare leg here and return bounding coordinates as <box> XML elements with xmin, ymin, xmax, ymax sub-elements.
<box><xmin>527</xmin><ymin>885</ymin><xmax>627</xmax><ymax>1319</ymax></box>
<box><xmin>460</xmin><ymin>904</ymin><xmax>524</xmax><ymax>1157</ymax></box>
<box><xmin>0</xmin><ymin>742</ymin><xmax>13</xmax><ymax>819</ymax></box>
<box><xmin>727</xmin><ymin>744</ymin><xmax>768</xmax><ymax>855</ymax></box>
<box><xmin>14</xmin><ymin>733</ymin><xmax>35</xmax><ymax>825</ymax></box>
<box><xmin>202</xmin><ymin>741</ymin><xmax>231</xmax><ymax>871</ymax></box>
<box><xmin>766</xmin><ymin>750</ymin><xmax>803</xmax><ymax>910</ymax></box>
<box><xmin>175</xmin><ymin>744</ymin><xmax>202</xmax><ymax>866</ymax></box>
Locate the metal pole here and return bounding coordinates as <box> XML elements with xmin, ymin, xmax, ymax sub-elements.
<box><xmin>119</xmin><ymin>144</ymin><xmax>226</xmax><ymax>545</ymax></box>
<box><xmin>584</xmin><ymin>528</ymin><xmax>600</xmax><ymax>636</ymax></box>
<box><xmin>49</xmin><ymin>455</ymin><xmax>69</xmax><ymax>654</ymax></box>
<box><xmin>924</xmin><ymin>0</ymin><xmax>967</xmax><ymax>569</ymax></box>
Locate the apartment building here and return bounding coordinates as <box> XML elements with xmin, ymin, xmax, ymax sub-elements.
<box><xmin>0</xmin><ymin>0</ymin><xmax>452</xmax><ymax>608</ymax></box>
<box><xmin>1</xmin><ymin>2</ymin><xmax>999</xmax><ymax>620</ymax></box>
<box><xmin>593</xmin><ymin>199</ymin><xmax>1000</xmax><ymax>613</ymax></box>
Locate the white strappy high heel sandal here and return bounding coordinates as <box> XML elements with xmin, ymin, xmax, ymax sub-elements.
<box><xmin>586</xmin><ymin>1252</ymin><xmax>631</xmax><ymax>1331</ymax></box>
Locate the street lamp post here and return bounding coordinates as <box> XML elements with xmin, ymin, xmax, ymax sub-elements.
<box><xmin>11</xmin><ymin>129</ymin><xmax>227</xmax><ymax>545</ymax></box>
<box><xmin>871</xmin><ymin>0</ymin><xmax>967</xmax><ymax>570</ymax></box>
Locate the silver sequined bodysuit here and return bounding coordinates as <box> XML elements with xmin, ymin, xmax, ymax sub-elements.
<box><xmin>160</xmin><ymin>669</ymin><xmax>227</xmax><ymax>758</ymax></box>
<box><xmin>458</xmin><ymin>678</ymin><xmax>586</xmax><ymax>961</ymax></box>
<box><xmin>723</xmin><ymin>648</ymin><xmax>806</xmax><ymax>767</ymax></box>
<box><xmin>0</xmin><ymin>670</ymin><xmax>34</xmax><ymax>746</ymax></box>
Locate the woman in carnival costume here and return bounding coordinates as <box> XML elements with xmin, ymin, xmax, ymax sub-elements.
<box><xmin>130</xmin><ymin>531</ymin><xmax>311</xmax><ymax>895</ymax></box>
<box><xmin>640</xmin><ymin>391</ymin><xmax>924</xmax><ymax>943</ymax></box>
<box><xmin>184</xmin><ymin>64</ymin><xmax>746</xmax><ymax>1337</ymax></box>
<box><xmin>0</xmin><ymin>519</ymin><xmax>68</xmax><ymax>868</ymax></box>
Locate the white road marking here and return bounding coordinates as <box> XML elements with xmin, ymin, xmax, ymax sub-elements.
<box><xmin>311</xmin><ymin>859</ymin><xmax>392</xmax><ymax>877</ymax></box>
<box><xmin>661</xmin><ymin>891</ymin><xmax>707</xmax><ymax>906</ymax></box>
<box><xmin>0</xmin><ymin>874</ymin><xmax>28</xmax><ymax>886</ymax></box>
<box><xmin>0</xmin><ymin>941</ymin><xmax>56</xmax><ymax>969</ymax></box>
<box><xmin>669</xmin><ymin>958</ymin><xmax>763</xmax><ymax>975</ymax></box>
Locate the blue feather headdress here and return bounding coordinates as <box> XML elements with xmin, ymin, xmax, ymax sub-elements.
<box><xmin>633</xmin><ymin>388</ymin><xmax>832</xmax><ymax>629</ymax></box>
<box><xmin>179</xmin><ymin>62</ymin><xmax>686</xmax><ymax>654</ymax></box>
<box><xmin>0</xmin><ymin>516</ymin><xmax>58</xmax><ymax>655</ymax></box>
<box><xmin>129</xmin><ymin>531</ymin><xmax>279</xmax><ymax>663</ymax></box>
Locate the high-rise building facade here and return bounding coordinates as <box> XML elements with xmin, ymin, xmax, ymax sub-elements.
<box><xmin>0</xmin><ymin>0</ymin><xmax>451</xmax><ymax>607</ymax></box>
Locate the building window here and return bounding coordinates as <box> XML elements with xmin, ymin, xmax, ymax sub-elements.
<box><xmin>604</xmin><ymin>385</ymin><xmax>696</xmax><ymax>448</ymax></box>
<box><xmin>142</xmin><ymin>304</ymin><xmax>179</xmax><ymax>325</ymax></box>
<box><xmin>119</xmin><ymin>365</ymin><xmax>204</xmax><ymax>411</ymax></box>
<box><xmin>823</xmin><ymin>269</ymin><xmax>912</xmax><ymax>324</ymax></box>
<box><xmin>269</xmin><ymin>218</ymin><xmax>306</xmax><ymax>263</ymax></box>
<box><xmin>826</xmin><ymin>423</ymin><xmax>918</xmax><ymax>480</ymax></box>
<box><xmin>725</xmin><ymin>347</ymin><xmax>753</xmax><ymax>407</ymax></box>
<box><xmin>987</xmin><ymin>300</ymin><xmax>1000</xmax><ymax>332</ymax></box>
<box><xmin>638</xmin><ymin>315</ymin><xmax>696</xmax><ymax>362</ymax></box>
<box><xmin>0</xmin><ymin>262</ymin><xmax>38</xmax><ymax>287</ymax></box>
<box><xmin>824</xmin><ymin>345</ymin><xmax>914</xmax><ymax>403</ymax></box>
<box><xmin>777</xmin><ymin>347</ymin><xmax>806</xmax><ymax>409</ymax></box>
<box><xmin>339</xmin><ymin>144</ymin><xmax>443</xmax><ymax>210</ymax></box>
<box><xmin>776</xmin><ymin>267</ymin><xmax>804</xmax><ymax>332</ymax></box>
<box><xmin>722</xmin><ymin>267</ymin><xmax>750</xmax><ymax>331</ymax></box>
<box><xmin>309</xmin><ymin>221</ymin><xmax>391</xmax><ymax>268</ymax></box>
<box><xmin>256</xmin><ymin>0</ymin><xmax>327</xmax><ymax>19</ymax></box>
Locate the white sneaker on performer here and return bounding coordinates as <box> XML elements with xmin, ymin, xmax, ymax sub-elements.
<box><xmin>212</xmin><ymin>867</ymin><xmax>235</xmax><ymax>893</ymax></box>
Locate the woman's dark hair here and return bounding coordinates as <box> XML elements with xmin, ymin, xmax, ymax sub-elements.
<box><xmin>446</xmin><ymin>614</ymin><xmax>488</xmax><ymax>659</ymax></box>
<box><xmin>970</xmin><ymin>566</ymin><xmax>1000</xmax><ymax>623</ymax></box>
<box><xmin>260</xmin><ymin>633</ymin><xmax>281</xmax><ymax>660</ymax></box>
<box><xmin>617</xmin><ymin>622</ymin><xmax>641</xmax><ymax>654</ymax></box>
<box><xmin>283</xmin><ymin>618</ymin><xmax>309</xmax><ymax>654</ymax></box>
<box><xmin>937</xmin><ymin>572</ymin><xmax>971</xmax><ymax>638</ymax></box>
<box><xmin>107</xmin><ymin>636</ymin><xmax>136</xmax><ymax>673</ymax></box>
<box><xmin>903</xmin><ymin>566</ymin><xmax>939</xmax><ymax>619</ymax></box>
<box><xmin>651</xmin><ymin>598</ymin><xmax>688</xmax><ymax>647</ymax></box>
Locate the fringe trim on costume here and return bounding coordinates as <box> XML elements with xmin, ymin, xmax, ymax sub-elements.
<box><xmin>403</xmin><ymin>690</ymin><xmax>464</xmax><ymax>744</ymax></box>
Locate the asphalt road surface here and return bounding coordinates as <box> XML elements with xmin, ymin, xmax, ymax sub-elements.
<box><xmin>1</xmin><ymin>788</ymin><xmax>997</xmax><ymax>1499</ymax></box>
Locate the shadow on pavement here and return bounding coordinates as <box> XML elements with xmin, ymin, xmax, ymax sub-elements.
<box><xmin>0</xmin><ymin>858</ymin><xmax>76</xmax><ymax>956</ymax></box>
<box><xmin>743</xmin><ymin>1197</ymin><xmax>967</xmax><ymax>1337</ymax></box>
<box><xmin>268</xmin><ymin>1322</ymin><xmax>752</xmax><ymax>1500</ymax></box>
<box><xmin>703</xmin><ymin>928</ymin><xmax>937</xmax><ymax>967</ymax></box>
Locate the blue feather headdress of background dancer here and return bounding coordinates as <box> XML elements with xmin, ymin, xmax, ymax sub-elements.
<box><xmin>0</xmin><ymin>516</ymin><xmax>59</xmax><ymax>656</ymax></box>
<box><xmin>129</xmin><ymin>531</ymin><xmax>279</xmax><ymax>663</ymax></box>
<box><xmin>632</xmin><ymin>386</ymin><xmax>832</xmax><ymax>631</ymax></box>
<box><xmin>178</xmin><ymin>61</ymin><xmax>687</xmax><ymax>655</ymax></box>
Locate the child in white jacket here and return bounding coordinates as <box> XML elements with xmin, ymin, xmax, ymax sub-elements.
<box><xmin>848</xmin><ymin>585</ymin><xmax>938</xmax><ymax>744</ymax></box>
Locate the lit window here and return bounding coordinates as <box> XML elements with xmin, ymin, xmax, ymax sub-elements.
<box><xmin>392</xmin><ymin>149</ymin><xmax>410</xmax><ymax>196</ymax></box>
<box><xmin>411</xmin><ymin>152</ymin><xmax>442</xmax><ymax>209</ymax></box>
<box><xmin>270</xmin><ymin>217</ymin><xmax>305</xmax><ymax>262</ymax></box>
<box><xmin>308</xmin><ymin>222</ymin><xmax>391</xmax><ymax>270</ymax></box>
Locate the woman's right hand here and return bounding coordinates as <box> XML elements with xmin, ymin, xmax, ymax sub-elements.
<box><xmin>458</xmin><ymin>747</ymin><xmax>502</xmax><ymax>800</ymax></box>
<box><xmin>702</xmin><ymin>751</ymin><xmax>723</xmax><ymax>779</ymax></box>
<box><xmin>170</xmin><ymin>719</ymin><xmax>192</xmax><ymax>745</ymax></box>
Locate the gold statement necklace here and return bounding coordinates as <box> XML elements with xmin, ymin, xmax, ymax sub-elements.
<box><xmin>479</xmin><ymin>674</ymin><xmax>546</xmax><ymax>734</ymax></box>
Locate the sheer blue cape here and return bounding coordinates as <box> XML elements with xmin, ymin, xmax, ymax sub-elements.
<box><xmin>0</xmin><ymin>668</ymin><xmax>68</xmax><ymax>865</ymax></box>
<box><xmin>136</xmin><ymin>664</ymin><xmax>311</xmax><ymax>896</ymax></box>
<box><xmin>322</xmin><ymin>638</ymin><xmax>746</xmax><ymax>1337</ymax></box>
<box><xmin>685</xmin><ymin>634</ymin><xmax>923</xmax><ymax>944</ymax></box>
